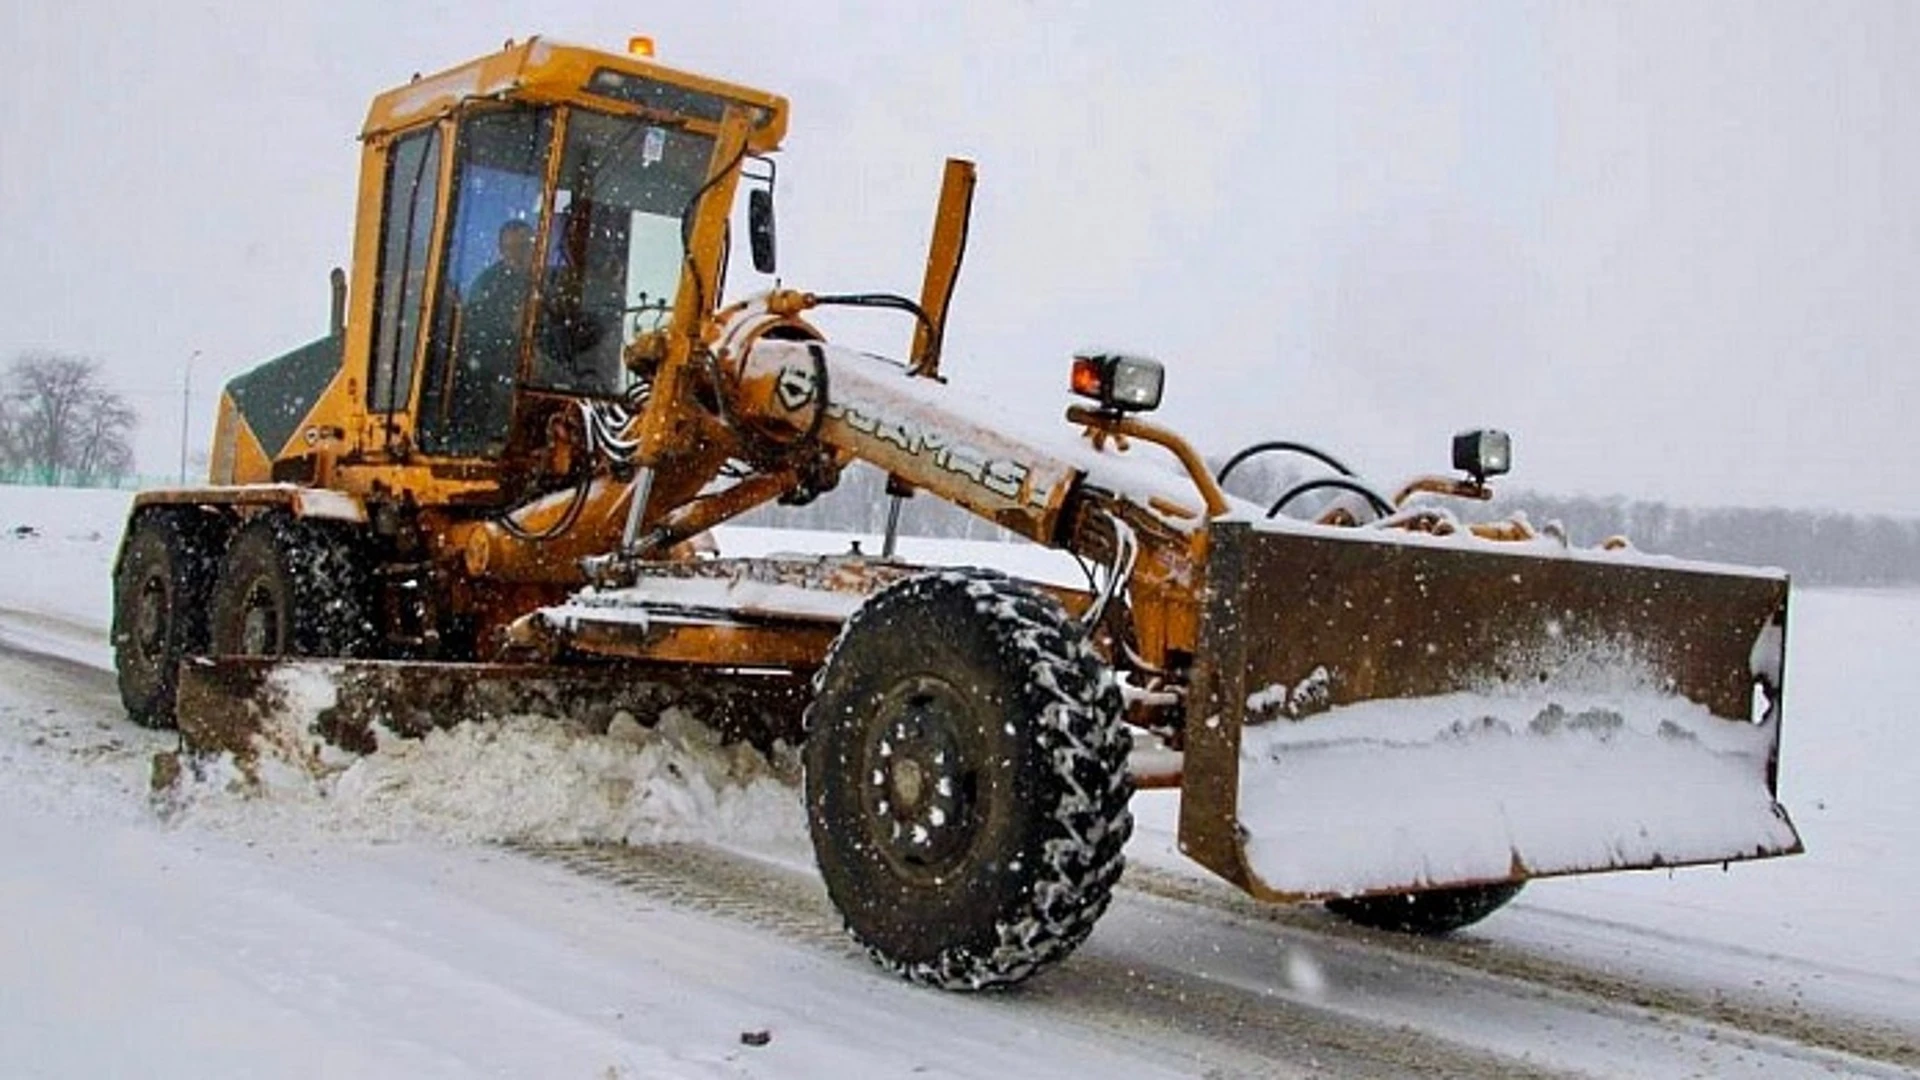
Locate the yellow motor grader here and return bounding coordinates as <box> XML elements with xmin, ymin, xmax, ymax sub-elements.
<box><xmin>112</xmin><ymin>38</ymin><xmax>1801</xmax><ymax>989</ymax></box>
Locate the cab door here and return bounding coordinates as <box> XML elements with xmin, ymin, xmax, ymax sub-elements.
<box><xmin>364</xmin><ymin>124</ymin><xmax>445</xmax><ymax>449</ymax></box>
<box><xmin>415</xmin><ymin>108</ymin><xmax>556</xmax><ymax>457</ymax></box>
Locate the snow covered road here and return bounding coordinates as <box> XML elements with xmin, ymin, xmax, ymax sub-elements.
<box><xmin>0</xmin><ymin>640</ymin><xmax>1901</xmax><ymax>1078</ymax></box>
<box><xmin>2</xmin><ymin>486</ymin><xmax>1917</xmax><ymax>1077</ymax></box>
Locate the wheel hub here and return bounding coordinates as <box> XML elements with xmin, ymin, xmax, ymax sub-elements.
<box><xmin>865</xmin><ymin>677</ymin><xmax>979</xmax><ymax>877</ymax></box>
<box><xmin>239</xmin><ymin>583</ymin><xmax>281</xmax><ymax>655</ymax></box>
<box><xmin>890</xmin><ymin>757</ymin><xmax>927</xmax><ymax>809</ymax></box>
<box><xmin>134</xmin><ymin>575</ymin><xmax>169</xmax><ymax>662</ymax></box>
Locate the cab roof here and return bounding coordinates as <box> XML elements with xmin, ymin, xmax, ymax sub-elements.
<box><xmin>362</xmin><ymin>37</ymin><xmax>789</xmax><ymax>152</ymax></box>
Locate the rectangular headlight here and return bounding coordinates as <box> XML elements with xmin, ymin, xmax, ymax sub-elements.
<box><xmin>1071</xmin><ymin>352</ymin><xmax>1164</xmax><ymax>413</ymax></box>
<box><xmin>1452</xmin><ymin>429</ymin><xmax>1512</xmax><ymax>480</ymax></box>
<box><xmin>1109</xmin><ymin>358</ymin><xmax>1164</xmax><ymax>409</ymax></box>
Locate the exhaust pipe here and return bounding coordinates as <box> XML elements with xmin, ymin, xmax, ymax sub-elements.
<box><xmin>329</xmin><ymin>267</ymin><xmax>347</xmax><ymax>336</ymax></box>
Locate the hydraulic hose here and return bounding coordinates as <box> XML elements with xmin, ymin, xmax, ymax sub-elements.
<box><xmin>1266</xmin><ymin>476</ymin><xmax>1396</xmax><ymax>521</ymax></box>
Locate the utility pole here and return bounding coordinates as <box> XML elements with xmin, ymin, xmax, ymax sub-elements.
<box><xmin>179</xmin><ymin>349</ymin><xmax>200</xmax><ymax>485</ymax></box>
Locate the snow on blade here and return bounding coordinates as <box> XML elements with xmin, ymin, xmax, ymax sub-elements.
<box><xmin>1237</xmin><ymin>685</ymin><xmax>1797</xmax><ymax>897</ymax></box>
<box><xmin>163</xmin><ymin>665</ymin><xmax>809</xmax><ymax>857</ymax></box>
<box><xmin>1244</xmin><ymin>507</ymin><xmax>1788</xmax><ymax>581</ymax></box>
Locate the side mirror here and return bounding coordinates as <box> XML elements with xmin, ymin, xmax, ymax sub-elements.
<box><xmin>748</xmin><ymin>187</ymin><xmax>777</xmax><ymax>275</ymax></box>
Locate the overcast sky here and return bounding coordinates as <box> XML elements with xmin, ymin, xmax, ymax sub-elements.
<box><xmin>2</xmin><ymin>1</ymin><xmax>1915</xmax><ymax>514</ymax></box>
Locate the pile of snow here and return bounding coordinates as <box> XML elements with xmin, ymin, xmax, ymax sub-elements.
<box><xmin>1232</xmin><ymin>615</ymin><xmax>1797</xmax><ymax>894</ymax></box>
<box><xmin>161</xmin><ymin>665</ymin><xmax>810</xmax><ymax>859</ymax></box>
<box><xmin>1237</xmin><ymin>689</ymin><xmax>1795</xmax><ymax>895</ymax></box>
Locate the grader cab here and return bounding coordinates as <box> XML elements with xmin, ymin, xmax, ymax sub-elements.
<box><xmin>114</xmin><ymin>37</ymin><xmax>1800</xmax><ymax>991</ymax></box>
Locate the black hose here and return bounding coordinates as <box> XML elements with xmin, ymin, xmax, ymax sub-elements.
<box><xmin>496</xmin><ymin>472</ymin><xmax>593</xmax><ymax>543</ymax></box>
<box><xmin>1217</xmin><ymin>440</ymin><xmax>1357</xmax><ymax>485</ymax></box>
<box><xmin>802</xmin><ymin>341</ymin><xmax>832</xmax><ymax>443</ymax></box>
<box><xmin>1266</xmin><ymin>477</ymin><xmax>1396</xmax><ymax>521</ymax></box>
<box><xmin>808</xmin><ymin>293</ymin><xmax>939</xmax><ymax>357</ymax></box>
<box><xmin>678</xmin><ymin>138</ymin><xmax>752</xmax><ymax>325</ymax></box>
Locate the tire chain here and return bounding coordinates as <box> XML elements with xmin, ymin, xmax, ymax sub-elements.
<box><xmin>808</xmin><ymin>568</ymin><xmax>1136</xmax><ymax>990</ymax></box>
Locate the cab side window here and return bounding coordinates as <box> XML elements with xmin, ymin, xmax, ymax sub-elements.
<box><xmin>419</xmin><ymin>109</ymin><xmax>553</xmax><ymax>456</ymax></box>
<box><xmin>369</xmin><ymin>127</ymin><xmax>444</xmax><ymax>412</ymax></box>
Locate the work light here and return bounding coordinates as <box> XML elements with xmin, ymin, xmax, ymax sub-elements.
<box><xmin>1452</xmin><ymin>429</ymin><xmax>1512</xmax><ymax>482</ymax></box>
<box><xmin>1070</xmin><ymin>352</ymin><xmax>1164</xmax><ymax>413</ymax></box>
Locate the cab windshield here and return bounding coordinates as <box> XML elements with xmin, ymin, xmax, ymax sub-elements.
<box><xmin>532</xmin><ymin>110</ymin><xmax>716</xmax><ymax>396</ymax></box>
<box><xmin>423</xmin><ymin>106</ymin><xmax>716</xmax><ymax>456</ymax></box>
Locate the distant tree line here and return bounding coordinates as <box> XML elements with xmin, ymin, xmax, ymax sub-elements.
<box><xmin>0</xmin><ymin>352</ymin><xmax>138</xmax><ymax>487</ymax></box>
<box><xmin>1486</xmin><ymin>491</ymin><xmax>1920</xmax><ymax>587</ymax></box>
<box><xmin>747</xmin><ymin>453</ymin><xmax>1920</xmax><ymax>587</ymax></box>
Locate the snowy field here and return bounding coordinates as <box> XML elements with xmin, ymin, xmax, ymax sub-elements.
<box><xmin>1</xmin><ymin>485</ymin><xmax>1916</xmax><ymax>1078</ymax></box>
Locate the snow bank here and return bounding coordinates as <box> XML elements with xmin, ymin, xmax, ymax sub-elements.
<box><xmin>163</xmin><ymin>665</ymin><xmax>810</xmax><ymax>858</ymax></box>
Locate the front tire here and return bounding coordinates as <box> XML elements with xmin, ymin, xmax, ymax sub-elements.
<box><xmin>1324</xmin><ymin>881</ymin><xmax>1525</xmax><ymax>935</ymax></box>
<box><xmin>804</xmin><ymin>569</ymin><xmax>1133</xmax><ymax>990</ymax></box>
<box><xmin>113</xmin><ymin>512</ymin><xmax>219</xmax><ymax>728</ymax></box>
<box><xmin>209</xmin><ymin>516</ymin><xmax>372</xmax><ymax>658</ymax></box>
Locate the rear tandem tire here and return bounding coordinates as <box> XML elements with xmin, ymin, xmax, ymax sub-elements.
<box><xmin>113</xmin><ymin>512</ymin><xmax>219</xmax><ymax>728</ymax></box>
<box><xmin>804</xmin><ymin>568</ymin><xmax>1134</xmax><ymax>990</ymax></box>
<box><xmin>208</xmin><ymin>516</ymin><xmax>372</xmax><ymax>659</ymax></box>
<box><xmin>1324</xmin><ymin>881</ymin><xmax>1525</xmax><ymax>935</ymax></box>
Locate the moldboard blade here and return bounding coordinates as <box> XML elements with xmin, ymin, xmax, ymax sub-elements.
<box><xmin>1180</xmin><ymin>519</ymin><xmax>1799</xmax><ymax>902</ymax></box>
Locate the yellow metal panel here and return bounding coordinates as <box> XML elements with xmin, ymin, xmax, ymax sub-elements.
<box><xmin>338</xmin><ymin>122</ymin><xmax>393</xmax><ymax>459</ymax></box>
<box><xmin>362</xmin><ymin>38</ymin><xmax>788</xmax><ymax>152</ymax></box>
<box><xmin>208</xmin><ymin>394</ymin><xmax>240</xmax><ymax>484</ymax></box>
<box><xmin>207</xmin><ymin>393</ymin><xmax>275</xmax><ymax>485</ymax></box>
<box><xmin>910</xmin><ymin>159</ymin><xmax>976</xmax><ymax>375</ymax></box>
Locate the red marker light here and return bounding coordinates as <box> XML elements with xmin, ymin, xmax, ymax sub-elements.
<box><xmin>1071</xmin><ymin>355</ymin><xmax>1106</xmax><ymax>399</ymax></box>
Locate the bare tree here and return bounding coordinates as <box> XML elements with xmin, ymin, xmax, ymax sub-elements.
<box><xmin>0</xmin><ymin>395</ymin><xmax>20</xmax><ymax>475</ymax></box>
<box><xmin>1</xmin><ymin>352</ymin><xmax>140</xmax><ymax>486</ymax></box>
<box><xmin>71</xmin><ymin>394</ymin><xmax>137</xmax><ymax>485</ymax></box>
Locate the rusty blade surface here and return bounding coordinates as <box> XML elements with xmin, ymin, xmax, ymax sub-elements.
<box><xmin>1181</xmin><ymin>520</ymin><xmax>1800</xmax><ymax>902</ymax></box>
<box><xmin>174</xmin><ymin>657</ymin><xmax>809</xmax><ymax>764</ymax></box>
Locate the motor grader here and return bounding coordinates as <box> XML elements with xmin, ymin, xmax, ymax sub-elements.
<box><xmin>113</xmin><ymin>37</ymin><xmax>1801</xmax><ymax>990</ymax></box>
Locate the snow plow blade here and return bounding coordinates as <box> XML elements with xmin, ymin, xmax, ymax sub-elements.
<box><xmin>1180</xmin><ymin>520</ymin><xmax>1801</xmax><ymax>902</ymax></box>
<box><xmin>171</xmin><ymin>657</ymin><xmax>810</xmax><ymax>765</ymax></box>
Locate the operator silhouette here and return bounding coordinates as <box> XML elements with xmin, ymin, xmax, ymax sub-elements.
<box><xmin>452</xmin><ymin>219</ymin><xmax>536</xmax><ymax>447</ymax></box>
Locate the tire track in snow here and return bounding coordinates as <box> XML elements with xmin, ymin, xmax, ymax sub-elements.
<box><xmin>0</xmin><ymin>608</ymin><xmax>116</xmax><ymax>672</ymax></box>
<box><xmin>0</xmin><ymin>616</ymin><xmax>118</xmax><ymax>687</ymax></box>
<box><xmin>517</xmin><ymin>841</ymin><xmax>1563</xmax><ymax>1080</ymax></box>
<box><xmin>1121</xmin><ymin>863</ymin><xmax>1920</xmax><ymax>1072</ymax></box>
<box><xmin>524</xmin><ymin>841</ymin><xmax>1914</xmax><ymax>1079</ymax></box>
